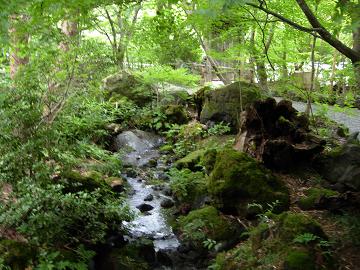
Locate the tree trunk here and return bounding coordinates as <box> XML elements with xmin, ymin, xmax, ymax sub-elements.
<box><xmin>256</xmin><ymin>60</ymin><xmax>268</xmax><ymax>91</ymax></box>
<box><xmin>9</xmin><ymin>15</ymin><xmax>29</xmax><ymax>80</ymax></box>
<box><xmin>305</xmin><ymin>34</ymin><xmax>317</xmax><ymax>116</ymax></box>
<box><xmin>60</xmin><ymin>20</ymin><xmax>78</xmax><ymax>52</ymax></box>
<box><xmin>330</xmin><ymin>48</ymin><xmax>338</xmax><ymax>91</ymax></box>
<box><xmin>352</xmin><ymin>23</ymin><xmax>360</xmax><ymax>90</ymax></box>
<box><xmin>281</xmin><ymin>51</ymin><xmax>288</xmax><ymax>79</ymax></box>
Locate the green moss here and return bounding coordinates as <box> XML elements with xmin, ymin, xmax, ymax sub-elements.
<box><xmin>159</xmin><ymin>144</ymin><xmax>173</xmax><ymax>152</ymax></box>
<box><xmin>201</xmin><ymin>148</ymin><xmax>218</xmax><ymax>172</ymax></box>
<box><xmin>200</xmin><ymin>82</ymin><xmax>263</xmax><ymax>130</ymax></box>
<box><xmin>276</xmin><ymin>212</ymin><xmax>326</xmax><ymax>241</ymax></box>
<box><xmin>298</xmin><ymin>188</ymin><xmax>339</xmax><ymax>210</ymax></box>
<box><xmin>175</xmin><ymin>149</ymin><xmax>206</xmax><ymax>170</ymax></box>
<box><xmin>61</xmin><ymin>169</ymin><xmax>110</xmax><ymax>193</ymax></box>
<box><xmin>284</xmin><ymin>249</ymin><xmax>316</xmax><ymax>270</ymax></box>
<box><xmin>163</xmin><ymin>104</ymin><xmax>189</xmax><ymax>125</ymax></box>
<box><xmin>209</xmin><ymin>212</ymin><xmax>331</xmax><ymax>270</ymax></box>
<box><xmin>177</xmin><ymin>206</ymin><xmax>239</xmax><ymax>246</ymax></box>
<box><xmin>0</xmin><ymin>240</ymin><xmax>36</xmax><ymax>270</ymax></box>
<box><xmin>207</xmin><ymin>149</ymin><xmax>289</xmax><ymax>214</ymax></box>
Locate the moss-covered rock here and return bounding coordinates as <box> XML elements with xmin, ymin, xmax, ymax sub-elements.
<box><xmin>284</xmin><ymin>248</ymin><xmax>316</xmax><ymax>270</ymax></box>
<box><xmin>177</xmin><ymin>206</ymin><xmax>241</xmax><ymax>247</ymax></box>
<box><xmin>162</xmin><ymin>104</ymin><xmax>189</xmax><ymax>125</ymax></box>
<box><xmin>314</xmin><ymin>143</ymin><xmax>360</xmax><ymax>192</ymax></box>
<box><xmin>200</xmin><ymin>82</ymin><xmax>262</xmax><ymax>130</ymax></box>
<box><xmin>174</xmin><ymin>149</ymin><xmax>206</xmax><ymax>171</ymax></box>
<box><xmin>103</xmin><ymin>71</ymin><xmax>155</xmax><ymax>106</ymax></box>
<box><xmin>207</xmin><ymin>149</ymin><xmax>289</xmax><ymax>215</ymax></box>
<box><xmin>275</xmin><ymin>212</ymin><xmax>327</xmax><ymax>241</ymax></box>
<box><xmin>60</xmin><ymin>170</ymin><xmax>110</xmax><ymax>193</ymax></box>
<box><xmin>0</xmin><ymin>240</ymin><xmax>36</xmax><ymax>270</ymax></box>
<box><xmin>298</xmin><ymin>188</ymin><xmax>339</xmax><ymax>210</ymax></box>
<box><xmin>210</xmin><ymin>211</ymin><xmax>332</xmax><ymax>270</ymax></box>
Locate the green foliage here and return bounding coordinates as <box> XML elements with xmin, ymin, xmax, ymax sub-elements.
<box><xmin>293</xmin><ymin>233</ymin><xmax>320</xmax><ymax>245</ymax></box>
<box><xmin>203</xmin><ymin>238</ymin><xmax>217</xmax><ymax>250</ymax></box>
<box><xmin>35</xmin><ymin>247</ymin><xmax>95</xmax><ymax>270</ymax></box>
<box><xmin>0</xmin><ymin>181</ymin><xmax>132</xmax><ymax>248</ymax></box>
<box><xmin>178</xmin><ymin>206</ymin><xmax>238</xmax><ymax>247</ymax></box>
<box><xmin>168</xmin><ymin>168</ymin><xmax>206</xmax><ymax>203</ymax></box>
<box><xmin>207</xmin><ymin>122</ymin><xmax>231</xmax><ymax>136</ymax></box>
<box><xmin>137</xmin><ymin>65</ymin><xmax>200</xmax><ymax>87</ymax></box>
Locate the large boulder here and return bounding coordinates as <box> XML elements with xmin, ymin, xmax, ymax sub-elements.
<box><xmin>207</xmin><ymin>148</ymin><xmax>290</xmax><ymax>215</ymax></box>
<box><xmin>103</xmin><ymin>71</ymin><xmax>155</xmax><ymax>106</ymax></box>
<box><xmin>314</xmin><ymin>142</ymin><xmax>360</xmax><ymax>192</ymax></box>
<box><xmin>235</xmin><ymin>98</ymin><xmax>325</xmax><ymax>170</ymax></box>
<box><xmin>200</xmin><ymin>82</ymin><xmax>262</xmax><ymax>130</ymax></box>
<box><xmin>162</xmin><ymin>104</ymin><xmax>190</xmax><ymax>125</ymax></box>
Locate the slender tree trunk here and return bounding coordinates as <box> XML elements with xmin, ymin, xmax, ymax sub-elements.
<box><xmin>330</xmin><ymin>48</ymin><xmax>338</xmax><ymax>91</ymax></box>
<box><xmin>281</xmin><ymin>51</ymin><xmax>288</xmax><ymax>79</ymax></box>
<box><xmin>9</xmin><ymin>15</ymin><xmax>29</xmax><ymax>80</ymax></box>
<box><xmin>305</xmin><ymin>34</ymin><xmax>317</xmax><ymax>116</ymax></box>
<box><xmin>353</xmin><ymin>24</ymin><xmax>360</xmax><ymax>89</ymax></box>
<box><xmin>256</xmin><ymin>61</ymin><xmax>268</xmax><ymax>91</ymax></box>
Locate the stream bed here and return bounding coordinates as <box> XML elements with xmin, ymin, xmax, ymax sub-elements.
<box><xmin>114</xmin><ymin>130</ymin><xmax>198</xmax><ymax>269</ymax></box>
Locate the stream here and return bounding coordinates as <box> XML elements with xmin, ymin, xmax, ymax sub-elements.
<box><xmin>115</xmin><ymin>130</ymin><xmax>186</xmax><ymax>269</ymax></box>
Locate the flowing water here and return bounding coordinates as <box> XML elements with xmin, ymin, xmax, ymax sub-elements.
<box><xmin>116</xmin><ymin>130</ymin><xmax>179</xmax><ymax>253</ymax></box>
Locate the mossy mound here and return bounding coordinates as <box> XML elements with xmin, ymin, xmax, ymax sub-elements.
<box><xmin>200</xmin><ymin>81</ymin><xmax>262</xmax><ymax>130</ymax></box>
<box><xmin>284</xmin><ymin>248</ymin><xmax>316</xmax><ymax>270</ymax></box>
<box><xmin>298</xmin><ymin>188</ymin><xmax>339</xmax><ymax>210</ymax></box>
<box><xmin>162</xmin><ymin>105</ymin><xmax>190</xmax><ymax>125</ymax></box>
<box><xmin>207</xmin><ymin>149</ymin><xmax>289</xmax><ymax>215</ymax></box>
<box><xmin>174</xmin><ymin>149</ymin><xmax>206</xmax><ymax>171</ymax></box>
<box><xmin>210</xmin><ymin>212</ymin><xmax>333</xmax><ymax>270</ymax></box>
<box><xmin>275</xmin><ymin>212</ymin><xmax>327</xmax><ymax>241</ymax></box>
<box><xmin>0</xmin><ymin>240</ymin><xmax>36</xmax><ymax>270</ymax></box>
<box><xmin>177</xmin><ymin>206</ymin><xmax>241</xmax><ymax>248</ymax></box>
<box><xmin>60</xmin><ymin>170</ymin><xmax>111</xmax><ymax>193</ymax></box>
<box><xmin>103</xmin><ymin>71</ymin><xmax>155</xmax><ymax>106</ymax></box>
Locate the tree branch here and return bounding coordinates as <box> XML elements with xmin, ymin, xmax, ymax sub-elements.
<box><xmin>295</xmin><ymin>0</ymin><xmax>360</xmax><ymax>63</ymax></box>
<box><xmin>247</xmin><ymin>0</ymin><xmax>360</xmax><ymax>63</ymax></box>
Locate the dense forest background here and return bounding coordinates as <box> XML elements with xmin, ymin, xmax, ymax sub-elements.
<box><xmin>0</xmin><ymin>0</ymin><xmax>359</xmax><ymax>269</ymax></box>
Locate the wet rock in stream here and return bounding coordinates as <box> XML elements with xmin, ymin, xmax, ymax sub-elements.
<box><xmin>161</xmin><ymin>198</ymin><xmax>175</xmax><ymax>208</ymax></box>
<box><xmin>144</xmin><ymin>194</ymin><xmax>154</xmax><ymax>202</ymax></box>
<box><xmin>137</xmin><ymin>203</ymin><xmax>154</xmax><ymax>212</ymax></box>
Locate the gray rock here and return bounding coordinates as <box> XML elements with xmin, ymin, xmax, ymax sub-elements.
<box><xmin>113</xmin><ymin>130</ymin><xmax>162</xmax><ymax>153</ymax></box>
<box><xmin>315</xmin><ymin>143</ymin><xmax>360</xmax><ymax>192</ymax></box>
<box><xmin>200</xmin><ymin>82</ymin><xmax>262</xmax><ymax>130</ymax></box>
<box><xmin>160</xmin><ymin>198</ymin><xmax>175</xmax><ymax>208</ymax></box>
<box><xmin>144</xmin><ymin>194</ymin><xmax>154</xmax><ymax>202</ymax></box>
<box><xmin>136</xmin><ymin>203</ymin><xmax>154</xmax><ymax>212</ymax></box>
<box><xmin>163</xmin><ymin>186</ymin><xmax>173</xmax><ymax>196</ymax></box>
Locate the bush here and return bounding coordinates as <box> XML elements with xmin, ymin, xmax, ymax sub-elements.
<box><xmin>0</xmin><ymin>181</ymin><xmax>133</xmax><ymax>248</ymax></box>
<box><xmin>169</xmin><ymin>168</ymin><xmax>206</xmax><ymax>203</ymax></box>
